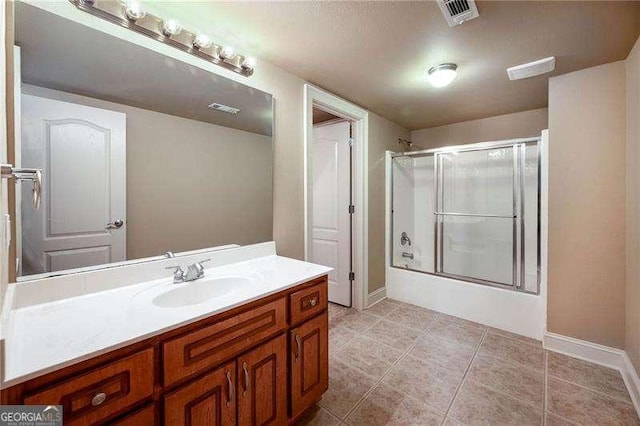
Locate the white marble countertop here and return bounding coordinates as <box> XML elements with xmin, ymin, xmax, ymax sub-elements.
<box><xmin>0</xmin><ymin>243</ymin><xmax>332</xmax><ymax>388</ymax></box>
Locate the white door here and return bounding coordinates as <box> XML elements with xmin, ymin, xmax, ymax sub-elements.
<box><xmin>312</xmin><ymin>120</ymin><xmax>351</xmax><ymax>306</ymax></box>
<box><xmin>20</xmin><ymin>95</ymin><xmax>126</xmax><ymax>275</ymax></box>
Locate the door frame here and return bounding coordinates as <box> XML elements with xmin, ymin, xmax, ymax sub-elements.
<box><xmin>303</xmin><ymin>84</ymin><xmax>368</xmax><ymax>311</ymax></box>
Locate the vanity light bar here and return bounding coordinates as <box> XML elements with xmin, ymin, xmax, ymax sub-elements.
<box><xmin>69</xmin><ymin>0</ymin><xmax>256</xmax><ymax>77</ymax></box>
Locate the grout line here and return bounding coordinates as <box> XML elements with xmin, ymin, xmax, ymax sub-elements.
<box><xmin>442</xmin><ymin>336</ymin><xmax>545</xmax><ymax>416</ymax></box>
<box><xmin>339</xmin><ymin>315</ymin><xmax>443</xmax><ymax>424</ymax></box>
<box><xmin>441</xmin><ymin>326</ymin><xmax>489</xmax><ymax>424</ymax></box>
<box><xmin>546</xmin><ymin>374</ymin><xmax>637</xmax><ymax>406</ymax></box>
<box><xmin>488</xmin><ymin>332</ymin><xmax>544</xmax><ymax>350</ymax></box>
<box><xmin>544</xmin><ymin>411</ymin><xmax>581</xmax><ymax>426</ymax></box>
<box><xmin>475</xmin><ymin>348</ymin><xmax>546</xmax><ymax>375</ymax></box>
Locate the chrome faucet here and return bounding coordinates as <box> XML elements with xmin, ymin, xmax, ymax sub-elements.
<box><xmin>165</xmin><ymin>259</ymin><xmax>211</xmax><ymax>283</ymax></box>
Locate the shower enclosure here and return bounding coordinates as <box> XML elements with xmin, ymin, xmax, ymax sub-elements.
<box><xmin>390</xmin><ymin>138</ymin><xmax>540</xmax><ymax>294</ymax></box>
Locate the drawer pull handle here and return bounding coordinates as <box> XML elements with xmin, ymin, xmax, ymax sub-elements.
<box><xmin>294</xmin><ymin>334</ymin><xmax>301</xmax><ymax>362</ymax></box>
<box><xmin>225</xmin><ymin>371</ymin><xmax>233</xmax><ymax>408</ymax></box>
<box><xmin>91</xmin><ymin>392</ymin><xmax>107</xmax><ymax>407</ymax></box>
<box><xmin>242</xmin><ymin>362</ymin><xmax>249</xmax><ymax>395</ymax></box>
<box><xmin>308</xmin><ymin>298</ymin><xmax>317</xmax><ymax>307</ymax></box>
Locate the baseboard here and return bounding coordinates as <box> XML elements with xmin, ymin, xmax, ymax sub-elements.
<box><xmin>366</xmin><ymin>286</ymin><xmax>386</xmax><ymax>308</ymax></box>
<box><xmin>544</xmin><ymin>331</ymin><xmax>640</xmax><ymax>416</ymax></box>
<box><xmin>622</xmin><ymin>352</ymin><xmax>640</xmax><ymax>417</ymax></box>
<box><xmin>543</xmin><ymin>331</ymin><xmax>627</xmax><ymax>370</ymax></box>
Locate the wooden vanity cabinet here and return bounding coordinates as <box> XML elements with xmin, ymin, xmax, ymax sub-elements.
<box><xmin>289</xmin><ymin>312</ymin><xmax>329</xmax><ymax>420</ymax></box>
<box><xmin>0</xmin><ymin>275</ymin><xmax>329</xmax><ymax>426</ymax></box>
<box><xmin>163</xmin><ymin>360</ymin><xmax>236</xmax><ymax>426</ymax></box>
<box><xmin>237</xmin><ymin>335</ymin><xmax>288</xmax><ymax>425</ymax></box>
<box><xmin>111</xmin><ymin>404</ymin><xmax>157</xmax><ymax>426</ymax></box>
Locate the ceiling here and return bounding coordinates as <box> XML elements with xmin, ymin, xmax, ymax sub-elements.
<box><xmin>146</xmin><ymin>1</ymin><xmax>640</xmax><ymax>130</ymax></box>
<box><xmin>15</xmin><ymin>2</ymin><xmax>273</xmax><ymax>136</ymax></box>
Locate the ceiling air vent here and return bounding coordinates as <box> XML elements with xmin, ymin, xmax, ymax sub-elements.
<box><xmin>207</xmin><ymin>103</ymin><xmax>240</xmax><ymax>114</ymax></box>
<box><xmin>437</xmin><ymin>0</ymin><xmax>479</xmax><ymax>27</ymax></box>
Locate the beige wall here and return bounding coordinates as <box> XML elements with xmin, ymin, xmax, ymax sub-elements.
<box><xmin>22</xmin><ymin>84</ymin><xmax>273</xmax><ymax>260</ymax></box>
<box><xmin>368</xmin><ymin>114</ymin><xmax>410</xmax><ymax>293</ymax></box>
<box><xmin>626</xmin><ymin>37</ymin><xmax>640</xmax><ymax>372</ymax></box>
<box><xmin>548</xmin><ymin>61</ymin><xmax>627</xmax><ymax>348</ymax></box>
<box><xmin>410</xmin><ymin>108</ymin><xmax>548</xmax><ymax>149</ymax></box>
<box><xmin>17</xmin><ymin>2</ymin><xmax>410</xmax><ymax>300</ymax></box>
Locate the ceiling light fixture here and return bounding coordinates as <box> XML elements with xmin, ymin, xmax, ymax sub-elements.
<box><xmin>427</xmin><ymin>63</ymin><xmax>458</xmax><ymax>88</ymax></box>
<box><xmin>161</xmin><ymin>19</ymin><xmax>182</xmax><ymax>37</ymax></box>
<box><xmin>123</xmin><ymin>1</ymin><xmax>145</xmax><ymax>21</ymax></box>
<box><xmin>69</xmin><ymin>0</ymin><xmax>256</xmax><ymax>77</ymax></box>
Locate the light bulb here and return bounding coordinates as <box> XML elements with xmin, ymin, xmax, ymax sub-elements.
<box><xmin>241</xmin><ymin>56</ymin><xmax>257</xmax><ymax>70</ymax></box>
<box><xmin>161</xmin><ymin>19</ymin><xmax>182</xmax><ymax>37</ymax></box>
<box><xmin>193</xmin><ymin>34</ymin><xmax>213</xmax><ymax>49</ymax></box>
<box><xmin>220</xmin><ymin>46</ymin><xmax>236</xmax><ymax>60</ymax></box>
<box><xmin>427</xmin><ymin>63</ymin><xmax>458</xmax><ymax>88</ymax></box>
<box><xmin>123</xmin><ymin>1</ymin><xmax>145</xmax><ymax>21</ymax></box>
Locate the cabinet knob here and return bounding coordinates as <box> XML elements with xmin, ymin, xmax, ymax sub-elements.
<box><xmin>309</xmin><ymin>298</ymin><xmax>317</xmax><ymax>307</ymax></box>
<box><xmin>91</xmin><ymin>392</ymin><xmax>107</xmax><ymax>407</ymax></box>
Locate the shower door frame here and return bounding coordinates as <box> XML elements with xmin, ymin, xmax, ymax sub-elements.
<box><xmin>389</xmin><ymin>137</ymin><xmax>541</xmax><ymax>294</ymax></box>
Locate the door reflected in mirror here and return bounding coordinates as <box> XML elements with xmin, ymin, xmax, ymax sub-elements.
<box><xmin>14</xmin><ymin>2</ymin><xmax>273</xmax><ymax>280</ymax></box>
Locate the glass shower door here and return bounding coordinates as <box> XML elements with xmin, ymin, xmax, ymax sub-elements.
<box><xmin>436</xmin><ymin>147</ymin><xmax>516</xmax><ymax>286</ymax></box>
<box><xmin>391</xmin><ymin>154</ymin><xmax>435</xmax><ymax>273</ymax></box>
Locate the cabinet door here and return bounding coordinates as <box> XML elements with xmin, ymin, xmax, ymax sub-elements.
<box><xmin>237</xmin><ymin>335</ymin><xmax>287</xmax><ymax>425</ymax></box>
<box><xmin>290</xmin><ymin>312</ymin><xmax>329</xmax><ymax>420</ymax></box>
<box><xmin>111</xmin><ymin>404</ymin><xmax>156</xmax><ymax>426</ymax></box>
<box><xmin>163</xmin><ymin>360</ymin><xmax>236</xmax><ymax>426</ymax></box>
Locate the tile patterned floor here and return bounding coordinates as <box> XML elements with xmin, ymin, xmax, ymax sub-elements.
<box><xmin>295</xmin><ymin>299</ymin><xmax>640</xmax><ymax>426</ymax></box>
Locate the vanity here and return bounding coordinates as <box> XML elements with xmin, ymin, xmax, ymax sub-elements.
<box><xmin>0</xmin><ymin>242</ymin><xmax>331</xmax><ymax>425</ymax></box>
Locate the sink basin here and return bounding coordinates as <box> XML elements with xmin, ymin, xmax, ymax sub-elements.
<box><xmin>152</xmin><ymin>276</ymin><xmax>253</xmax><ymax>308</ymax></box>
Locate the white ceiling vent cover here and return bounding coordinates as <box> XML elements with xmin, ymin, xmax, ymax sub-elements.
<box><xmin>507</xmin><ymin>57</ymin><xmax>556</xmax><ymax>81</ymax></box>
<box><xmin>437</xmin><ymin>0</ymin><xmax>479</xmax><ymax>27</ymax></box>
<box><xmin>208</xmin><ymin>103</ymin><xmax>240</xmax><ymax>114</ymax></box>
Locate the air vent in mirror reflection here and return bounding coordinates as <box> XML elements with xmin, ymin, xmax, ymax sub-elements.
<box><xmin>207</xmin><ymin>103</ymin><xmax>240</xmax><ymax>114</ymax></box>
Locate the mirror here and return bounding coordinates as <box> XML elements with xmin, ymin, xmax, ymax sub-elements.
<box><xmin>13</xmin><ymin>2</ymin><xmax>274</xmax><ymax>280</ymax></box>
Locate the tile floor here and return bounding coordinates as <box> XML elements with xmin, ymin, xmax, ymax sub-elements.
<box><xmin>295</xmin><ymin>299</ymin><xmax>640</xmax><ymax>426</ymax></box>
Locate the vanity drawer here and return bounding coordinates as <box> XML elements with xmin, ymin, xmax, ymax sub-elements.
<box><xmin>289</xmin><ymin>277</ymin><xmax>328</xmax><ymax>326</ymax></box>
<box><xmin>163</xmin><ymin>298</ymin><xmax>287</xmax><ymax>387</ymax></box>
<box><xmin>24</xmin><ymin>349</ymin><xmax>154</xmax><ymax>425</ymax></box>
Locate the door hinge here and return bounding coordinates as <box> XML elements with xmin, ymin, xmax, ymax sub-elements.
<box><xmin>348</xmin><ymin>205</ymin><xmax>355</xmax><ymax>214</ymax></box>
<box><xmin>349</xmin><ymin>271</ymin><xmax>355</xmax><ymax>281</ymax></box>
<box><xmin>348</xmin><ymin>137</ymin><xmax>354</xmax><ymax>147</ymax></box>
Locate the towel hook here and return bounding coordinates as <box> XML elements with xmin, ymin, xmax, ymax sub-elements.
<box><xmin>1</xmin><ymin>164</ymin><xmax>43</xmax><ymax>210</ymax></box>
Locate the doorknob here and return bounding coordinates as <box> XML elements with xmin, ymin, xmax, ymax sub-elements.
<box><xmin>105</xmin><ymin>219</ymin><xmax>124</xmax><ymax>229</ymax></box>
